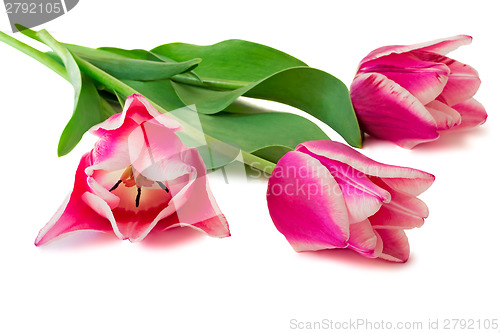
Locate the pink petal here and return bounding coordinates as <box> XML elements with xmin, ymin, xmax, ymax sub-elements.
<box><xmin>86</xmin><ymin>176</ymin><xmax>120</xmax><ymax>210</ymax></box>
<box><xmin>359</xmin><ymin>53</ymin><xmax>449</xmax><ymax>105</ymax></box>
<box><xmin>360</xmin><ymin>35</ymin><xmax>472</xmax><ymax>65</ymax></box>
<box><xmin>419</xmin><ymin>35</ymin><xmax>473</xmax><ymax>56</ymax></box>
<box><xmin>91</xmin><ymin>94</ymin><xmax>183</xmax><ymax>135</ymax></box>
<box><xmin>127</xmin><ymin>120</ymin><xmax>189</xmax><ymax>181</ymax></box>
<box><xmin>369</xmin><ymin>178</ymin><xmax>429</xmax><ymax>230</ymax></box>
<box><xmin>376</xmin><ymin>177</ymin><xmax>434</xmax><ymax>198</ymax></box>
<box><xmin>436</xmin><ymin>60</ymin><xmax>480</xmax><ymax>106</ymax></box>
<box><xmin>347</xmin><ymin>219</ymin><xmax>380</xmax><ymax>257</ymax></box>
<box><xmin>375</xmin><ymin>229</ymin><xmax>410</xmax><ymax>263</ymax></box>
<box><xmin>155</xmin><ymin>148</ymin><xmax>230</xmax><ymax>238</ymax></box>
<box><xmin>35</xmin><ymin>153</ymin><xmax>113</xmax><ymax>246</ymax></box>
<box><xmin>266</xmin><ymin>151</ymin><xmax>350</xmax><ymax>252</ymax></box>
<box><xmin>411</xmin><ymin>51</ymin><xmax>481</xmax><ymax>107</ymax></box>
<box><xmin>296</xmin><ymin>141</ymin><xmax>435</xmax><ymax>195</ymax></box>
<box><xmin>350</xmin><ymin>72</ymin><xmax>439</xmax><ymax>148</ymax></box>
<box><xmin>425</xmin><ymin>100</ymin><xmax>462</xmax><ymax>130</ymax></box>
<box><xmin>87</xmin><ymin>136</ymin><xmax>191</xmax><ymax>242</ymax></box>
<box><xmin>452</xmin><ymin>98</ymin><xmax>488</xmax><ymax>129</ymax></box>
<box><xmin>88</xmin><ymin>96</ymin><xmax>187</xmax><ymax>174</ymax></box>
<box><xmin>310</xmin><ymin>157</ymin><xmax>390</xmax><ymax>223</ymax></box>
<box><xmin>81</xmin><ymin>191</ymin><xmax>125</xmax><ymax>240</ymax></box>
<box><xmin>88</xmin><ymin>117</ymin><xmax>137</xmax><ymax>173</ymax></box>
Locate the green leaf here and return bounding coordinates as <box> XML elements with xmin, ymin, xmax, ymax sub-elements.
<box><xmin>245</xmin><ymin>67</ymin><xmax>361</xmax><ymax>148</ymax></box>
<box><xmin>123</xmin><ymin>79</ymin><xmax>186</xmax><ymax>110</ymax></box>
<box><xmin>169</xmin><ymin>67</ymin><xmax>361</xmax><ymax>147</ymax></box>
<box><xmin>98</xmin><ymin>47</ymin><xmax>169</xmax><ymax>61</ymax></box>
<box><xmin>153</xmin><ymin>39</ymin><xmax>362</xmax><ymax>147</ymax></box>
<box><xmin>152</xmin><ymin>39</ymin><xmax>307</xmax><ymax>82</ymax></box>
<box><xmin>64</xmin><ymin>44</ymin><xmax>201</xmax><ymax>81</ymax></box>
<box><xmin>199</xmin><ymin>112</ymin><xmax>329</xmax><ymax>162</ymax></box>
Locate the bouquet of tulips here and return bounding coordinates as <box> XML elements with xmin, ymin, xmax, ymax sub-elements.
<box><xmin>0</xmin><ymin>27</ymin><xmax>486</xmax><ymax>263</ymax></box>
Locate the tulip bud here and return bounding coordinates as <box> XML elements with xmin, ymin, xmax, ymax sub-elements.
<box><xmin>266</xmin><ymin>140</ymin><xmax>434</xmax><ymax>262</ymax></box>
<box><xmin>350</xmin><ymin>35</ymin><xmax>487</xmax><ymax>148</ymax></box>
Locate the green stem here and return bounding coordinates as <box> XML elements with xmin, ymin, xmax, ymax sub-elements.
<box><xmin>241</xmin><ymin>151</ymin><xmax>276</xmax><ymax>174</ymax></box>
<box><xmin>171</xmin><ymin>73</ymin><xmax>249</xmax><ymax>91</ymax></box>
<box><xmin>0</xmin><ymin>31</ymin><xmax>68</xmax><ymax>80</ymax></box>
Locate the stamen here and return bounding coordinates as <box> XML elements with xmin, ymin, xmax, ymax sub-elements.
<box><xmin>135</xmin><ymin>187</ymin><xmax>142</xmax><ymax>208</ymax></box>
<box><xmin>109</xmin><ymin>180</ymin><xmax>122</xmax><ymax>192</ymax></box>
<box><xmin>156</xmin><ymin>181</ymin><xmax>170</xmax><ymax>193</ymax></box>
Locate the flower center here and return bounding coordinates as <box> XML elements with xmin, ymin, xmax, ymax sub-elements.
<box><xmin>108</xmin><ymin>165</ymin><xmax>169</xmax><ymax>207</ymax></box>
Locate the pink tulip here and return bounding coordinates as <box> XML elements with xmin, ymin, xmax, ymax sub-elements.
<box><xmin>350</xmin><ymin>35</ymin><xmax>487</xmax><ymax>148</ymax></box>
<box><xmin>266</xmin><ymin>140</ymin><xmax>434</xmax><ymax>262</ymax></box>
<box><xmin>36</xmin><ymin>95</ymin><xmax>229</xmax><ymax>245</ymax></box>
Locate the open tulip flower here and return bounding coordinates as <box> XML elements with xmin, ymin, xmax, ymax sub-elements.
<box><xmin>266</xmin><ymin>140</ymin><xmax>435</xmax><ymax>262</ymax></box>
<box><xmin>36</xmin><ymin>95</ymin><xmax>229</xmax><ymax>245</ymax></box>
<box><xmin>350</xmin><ymin>35</ymin><xmax>487</xmax><ymax>148</ymax></box>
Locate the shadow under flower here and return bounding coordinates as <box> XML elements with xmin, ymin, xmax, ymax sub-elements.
<box><xmin>412</xmin><ymin>127</ymin><xmax>488</xmax><ymax>152</ymax></box>
<box><xmin>300</xmin><ymin>248</ymin><xmax>412</xmax><ymax>269</ymax></box>
<box><xmin>36</xmin><ymin>226</ymin><xmax>207</xmax><ymax>251</ymax></box>
<box><xmin>361</xmin><ymin>127</ymin><xmax>488</xmax><ymax>152</ymax></box>
<box><xmin>37</xmin><ymin>231</ymin><xmax>118</xmax><ymax>251</ymax></box>
<box><xmin>138</xmin><ymin>226</ymin><xmax>206</xmax><ymax>250</ymax></box>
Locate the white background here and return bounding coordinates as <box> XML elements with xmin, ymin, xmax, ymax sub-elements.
<box><xmin>0</xmin><ymin>1</ymin><xmax>498</xmax><ymax>332</ymax></box>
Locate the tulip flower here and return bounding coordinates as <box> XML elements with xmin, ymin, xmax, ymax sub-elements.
<box><xmin>36</xmin><ymin>95</ymin><xmax>229</xmax><ymax>246</ymax></box>
<box><xmin>350</xmin><ymin>35</ymin><xmax>487</xmax><ymax>148</ymax></box>
<box><xmin>266</xmin><ymin>140</ymin><xmax>434</xmax><ymax>262</ymax></box>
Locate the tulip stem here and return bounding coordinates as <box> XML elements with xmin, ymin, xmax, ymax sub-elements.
<box><xmin>0</xmin><ymin>31</ymin><xmax>68</xmax><ymax>80</ymax></box>
<box><xmin>241</xmin><ymin>151</ymin><xmax>276</xmax><ymax>174</ymax></box>
<box><xmin>171</xmin><ymin>74</ymin><xmax>249</xmax><ymax>91</ymax></box>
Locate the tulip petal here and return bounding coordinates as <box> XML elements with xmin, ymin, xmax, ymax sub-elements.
<box><xmin>88</xmin><ymin>97</ymin><xmax>186</xmax><ymax>174</ymax></box>
<box><xmin>310</xmin><ymin>157</ymin><xmax>390</xmax><ymax>223</ymax></box>
<box><xmin>359</xmin><ymin>53</ymin><xmax>449</xmax><ymax>105</ymax></box>
<box><xmin>88</xmin><ymin>118</ymin><xmax>137</xmax><ymax>173</ymax></box>
<box><xmin>411</xmin><ymin>51</ymin><xmax>481</xmax><ymax>107</ymax></box>
<box><xmin>376</xmin><ymin>229</ymin><xmax>410</xmax><ymax>263</ymax></box>
<box><xmin>81</xmin><ymin>191</ymin><xmax>125</xmax><ymax>240</ymax></box>
<box><xmin>155</xmin><ymin>148</ymin><xmax>230</xmax><ymax>238</ymax></box>
<box><xmin>87</xmin><ymin>131</ymin><xmax>223</xmax><ymax>242</ymax></box>
<box><xmin>86</xmin><ymin>176</ymin><xmax>120</xmax><ymax>210</ymax></box>
<box><xmin>127</xmin><ymin>120</ymin><xmax>189</xmax><ymax>180</ymax></box>
<box><xmin>425</xmin><ymin>100</ymin><xmax>462</xmax><ymax>130</ymax></box>
<box><xmin>35</xmin><ymin>153</ymin><xmax>113</xmax><ymax>246</ymax></box>
<box><xmin>297</xmin><ymin>141</ymin><xmax>435</xmax><ymax>195</ymax></box>
<box><xmin>350</xmin><ymin>72</ymin><xmax>439</xmax><ymax>148</ymax></box>
<box><xmin>418</xmin><ymin>35</ymin><xmax>473</xmax><ymax>56</ymax></box>
<box><xmin>267</xmin><ymin>151</ymin><xmax>350</xmax><ymax>252</ymax></box>
<box><xmin>378</xmin><ymin>177</ymin><xmax>434</xmax><ymax>197</ymax></box>
<box><xmin>347</xmin><ymin>219</ymin><xmax>379</xmax><ymax>257</ymax></box>
<box><xmin>360</xmin><ymin>35</ymin><xmax>472</xmax><ymax>65</ymax></box>
<box><xmin>91</xmin><ymin>94</ymin><xmax>183</xmax><ymax>134</ymax></box>
<box><xmin>451</xmin><ymin>98</ymin><xmax>488</xmax><ymax>129</ymax></box>
<box><xmin>369</xmin><ymin>178</ymin><xmax>429</xmax><ymax>229</ymax></box>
